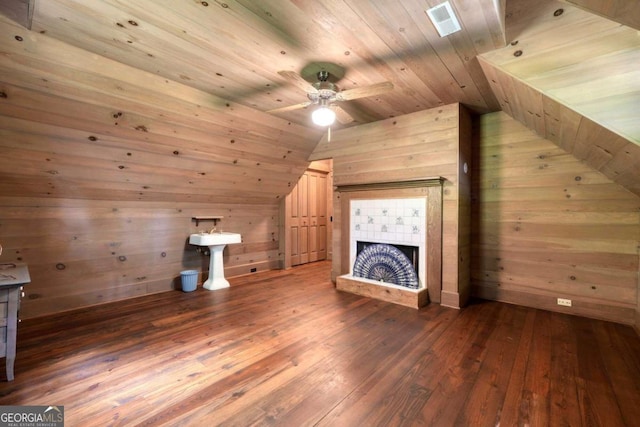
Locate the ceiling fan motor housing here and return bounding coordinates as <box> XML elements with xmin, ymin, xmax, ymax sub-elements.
<box><xmin>309</xmin><ymin>81</ymin><xmax>337</xmax><ymax>102</ymax></box>
<box><xmin>308</xmin><ymin>71</ymin><xmax>338</xmax><ymax>102</ymax></box>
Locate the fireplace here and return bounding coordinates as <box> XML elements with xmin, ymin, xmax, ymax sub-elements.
<box><xmin>335</xmin><ymin>178</ymin><xmax>444</xmax><ymax>308</ymax></box>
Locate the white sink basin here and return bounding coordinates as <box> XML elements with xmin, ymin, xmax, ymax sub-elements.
<box><xmin>188</xmin><ymin>232</ymin><xmax>241</xmax><ymax>291</ymax></box>
<box><xmin>189</xmin><ymin>232</ymin><xmax>241</xmax><ymax>246</ymax></box>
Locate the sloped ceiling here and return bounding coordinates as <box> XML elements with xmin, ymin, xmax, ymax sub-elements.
<box><xmin>560</xmin><ymin>0</ymin><xmax>640</xmax><ymax>30</ymax></box>
<box><xmin>479</xmin><ymin>0</ymin><xmax>640</xmax><ymax>195</ymax></box>
<box><xmin>0</xmin><ymin>0</ymin><xmax>638</xmax><ymax>197</ymax></box>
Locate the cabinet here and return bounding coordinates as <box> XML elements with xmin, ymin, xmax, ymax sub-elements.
<box><xmin>0</xmin><ymin>263</ymin><xmax>29</xmax><ymax>381</ymax></box>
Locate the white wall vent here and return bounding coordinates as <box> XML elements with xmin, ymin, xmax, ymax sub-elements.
<box><xmin>426</xmin><ymin>1</ymin><xmax>462</xmax><ymax>37</ymax></box>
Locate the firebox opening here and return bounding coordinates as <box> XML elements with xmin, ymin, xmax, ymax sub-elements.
<box><xmin>353</xmin><ymin>241</ymin><xmax>420</xmax><ymax>289</ymax></box>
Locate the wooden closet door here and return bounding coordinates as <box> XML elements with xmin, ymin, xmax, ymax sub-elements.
<box><xmin>288</xmin><ymin>170</ymin><xmax>327</xmax><ymax>266</ymax></box>
<box><xmin>308</xmin><ymin>171</ymin><xmax>327</xmax><ymax>263</ymax></box>
<box><xmin>289</xmin><ymin>172</ymin><xmax>307</xmax><ymax>266</ymax></box>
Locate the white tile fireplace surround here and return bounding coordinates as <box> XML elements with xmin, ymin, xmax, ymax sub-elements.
<box><xmin>349</xmin><ymin>198</ymin><xmax>426</xmax><ymax>288</ymax></box>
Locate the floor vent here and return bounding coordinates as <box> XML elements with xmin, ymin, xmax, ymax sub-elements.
<box><xmin>426</xmin><ymin>1</ymin><xmax>462</xmax><ymax>37</ymax></box>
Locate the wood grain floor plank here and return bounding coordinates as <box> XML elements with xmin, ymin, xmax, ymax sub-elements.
<box><xmin>1</xmin><ymin>261</ymin><xmax>639</xmax><ymax>426</ymax></box>
<box><xmin>590</xmin><ymin>322</ymin><xmax>640</xmax><ymax>427</ymax></box>
<box><xmin>496</xmin><ymin>307</ymin><xmax>536</xmax><ymax>426</ymax></box>
<box><xmin>572</xmin><ymin>316</ymin><xmax>629</xmax><ymax>427</ymax></box>
<box><xmin>548</xmin><ymin>312</ymin><xmax>583</xmax><ymax>427</ymax></box>
<box><xmin>520</xmin><ymin>310</ymin><xmax>553</xmax><ymax>427</ymax></box>
<box><xmin>456</xmin><ymin>303</ymin><xmax>529</xmax><ymax>426</ymax></box>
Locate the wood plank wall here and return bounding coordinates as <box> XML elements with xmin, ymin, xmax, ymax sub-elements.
<box><xmin>472</xmin><ymin>112</ymin><xmax>640</xmax><ymax>326</ymax></box>
<box><xmin>309</xmin><ymin>103</ymin><xmax>471</xmax><ymax>308</ymax></box>
<box><xmin>1</xmin><ymin>198</ymin><xmax>281</xmax><ymax>319</ymax></box>
<box><xmin>0</xmin><ymin>15</ymin><xmax>321</xmax><ymax>319</ymax></box>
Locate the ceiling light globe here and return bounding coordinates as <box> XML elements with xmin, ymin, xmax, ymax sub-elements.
<box><xmin>312</xmin><ymin>106</ymin><xmax>336</xmax><ymax>126</ymax></box>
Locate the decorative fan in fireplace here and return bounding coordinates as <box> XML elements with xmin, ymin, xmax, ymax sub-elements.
<box><xmin>353</xmin><ymin>244</ymin><xmax>419</xmax><ymax>289</ymax></box>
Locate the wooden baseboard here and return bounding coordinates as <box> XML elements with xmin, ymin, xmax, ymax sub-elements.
<box><xmin>225</xmin><ymin>260</ymin><xmax>279</xmax><ymax>278</ymax></box>
<box><xmin>472</xmin><ymin>283</ymin><xmax>636</xmax><ymax>326</ymax></box>
<box><xmin>336</xmin><ymin>275</ymin><xmax>429</xmax><ymax>309</ymax></box>
<box><xmin>440</xmin><ymin>290</ymin><xmax>461</xmax><ymax>309</ymax></box>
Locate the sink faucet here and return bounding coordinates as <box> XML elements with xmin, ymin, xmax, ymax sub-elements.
<box><xmin>209</xmin><ymin>227</ymin><xmax>218</xmax><ymax>234</ymax></box>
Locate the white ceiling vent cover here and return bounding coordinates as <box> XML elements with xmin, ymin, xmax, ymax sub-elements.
<box><xmin>426</xmin><ymin>1</ymin><xmax>462</xmax><ymax>37</ymax></box>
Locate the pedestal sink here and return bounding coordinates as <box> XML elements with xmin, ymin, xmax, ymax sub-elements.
<box><xmin>189</xmin><ymin>232</ymin><xmax>241</xmax><ymax>290</ymax></box>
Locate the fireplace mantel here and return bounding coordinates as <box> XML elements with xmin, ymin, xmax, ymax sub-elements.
<box><xmin>335</xmin><ymin>177</ymin><xmax>445</xmax><ymax>193</ymax></box>
<box><xmin>335</xmin><ymin>177</ymin><xmax>444</xmax><ymax>306</ymax></box>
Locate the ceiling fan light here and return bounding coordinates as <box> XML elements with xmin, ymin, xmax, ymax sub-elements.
<box><xmin>312</xmin><ymin>106</ymin><xmax>336</xmax><ymax>126</ymax></box>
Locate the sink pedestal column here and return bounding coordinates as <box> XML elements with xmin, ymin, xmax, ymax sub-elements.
<box><xmin>204</xmin><ymin>244</ymin><xmax>230</xmax><ymax>290</ymax></box>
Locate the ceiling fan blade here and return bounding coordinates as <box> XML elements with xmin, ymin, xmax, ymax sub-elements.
<box><xmin>278</xmin><ymin>70</ymin><xmax>318</xmax><ymax>94</ymax></box>
<box><xmin>335</xmin><ymin>81</ymin><xmax>393</xmax><ymax>101</ymax></box>
<box><xmin>333</xmin><ymin>105</ymin><xmax>355</xmax><ymax>125</ymax></box>
<box><xmin>267</xmin><ymin>100</ymin><xmax>312</xmax><ymax>114</ymax></box>
<box><xmin>335</xmin><ymin>102</ymin><xmax>379</xmax><ymax>124</ymax></box>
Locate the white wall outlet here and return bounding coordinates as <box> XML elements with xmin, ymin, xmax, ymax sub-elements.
<box><xmin>557</xmin><ymin>298</ymin><xmax>572</xmax><ymax>307</ymax></box>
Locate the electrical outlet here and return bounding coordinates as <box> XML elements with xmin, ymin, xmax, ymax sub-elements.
<box><xmin>557</xmin><ymin>298</ymin><xmax>572</xmax><ymax>307</ymax></box>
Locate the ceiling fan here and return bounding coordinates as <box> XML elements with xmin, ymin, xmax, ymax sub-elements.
<box><xmin>267</xmin><ymin>70</ymin><xmax>393</xmax><ymax>126</ymax></box>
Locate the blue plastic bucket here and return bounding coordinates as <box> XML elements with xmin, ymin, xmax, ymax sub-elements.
<box><xmin>180</xmin><ymin>270</ymin><xmax>198</xmax><ymax>292</ymax></box>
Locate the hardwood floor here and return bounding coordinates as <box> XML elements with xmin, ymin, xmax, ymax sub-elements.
<box><xmin>1</xmin><ymin>261</ymin><xmax>639</xmax><ymax>426</ymax></box>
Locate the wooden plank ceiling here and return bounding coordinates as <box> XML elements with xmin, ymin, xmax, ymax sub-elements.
<box><xmin>0</xmin><ymin>0</ymin><xmax>638</xmax><ymax>198</ymax></box>
<box><xmin>23</xmin><ymin>0</ymin><xmax>505</xmax><ymax>121</ymax></box>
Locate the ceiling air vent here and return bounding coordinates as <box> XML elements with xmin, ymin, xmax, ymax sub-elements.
<box><xmin>426</xmin><ymin>1</ymin><xmax>462</xmax><ymax>37</ymax></box>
